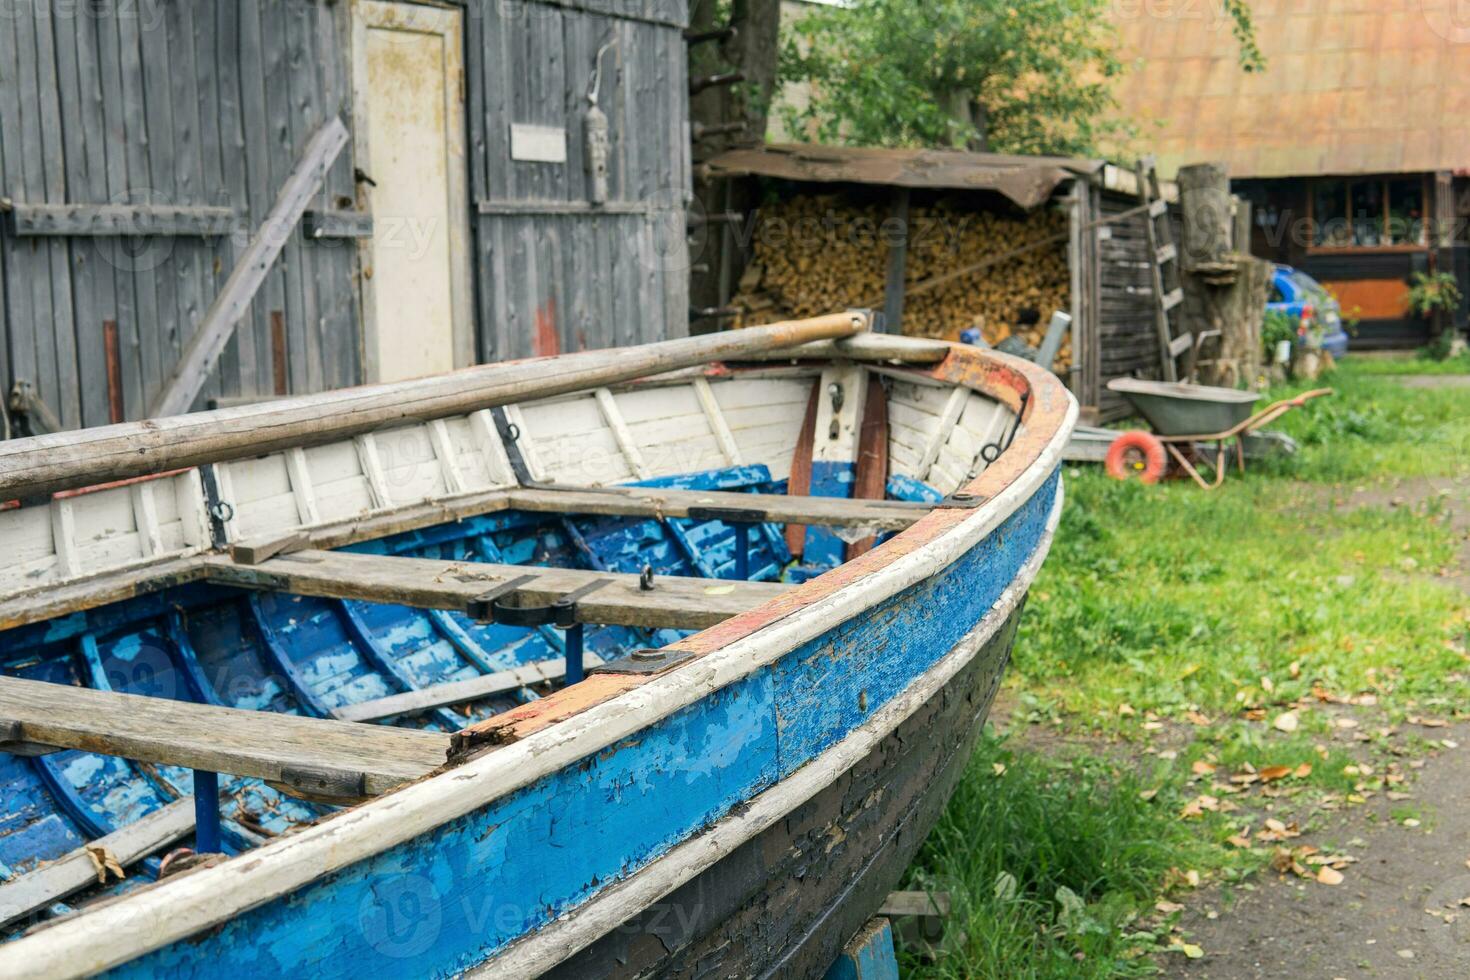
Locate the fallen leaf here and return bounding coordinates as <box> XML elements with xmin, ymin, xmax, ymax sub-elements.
<box><xmin>992</xmin><ymin>763</ymin><xmax>1007</xmax><ymax>776</ymax></box>
<box><xmin>1289</xmin><ymin>660</ymin><xmax>1302</xmax><ymax>679</ymax></box>
<box><xmin>84</xmin><ymin>845</ymin><xmax>125</xmax><ymax>885</ymax></box>
<box><xmin>1191</xmin><ymin>760</ymin><xmax>1216</xmax><ymax>776</ymax></box>
<box><xmin>1155</xmin><ymin>900</ymin><xmax>1184</xmax><ymax>915</ymax></box>
<box><xmin>1184</xmin><ymin>710</ymin><xmax>1212</xmax><ymax>726</ymax></box>
<box><xmin>1294</xmin><ymin>763</ymin><xmax>1313</xmax><ymax>778</ymax></box>
<box><xmin>1179</xmin><ymin>943</ymin><xmax>1204</xmax><ymax>959</ymax></box>
<box><xmin>1317</xmin><ymin>866</ymin><xmax>1345</xmax><ymax>886</ymax></box>
<box><xmin>1261</xmin><ymin>676</ymin><xmax>1275</xmax><ymax>693</ymax></box>
<box><xmin>1180</xmin><ymin>795</ymin><xmax>1220</xmax><ymax>819</ymax></box>
<box><xmin>1226</xmin><ymin>835</ymin><xmax>1253</xmax><ymax>849</ymax></box>
<box><xmin>1117</xmin><ymin>703</ymin><xmax>1136</xmax><ymax>717</ymax></box>
<box><xmin>1273</xmin><ymin>711</ymin><xmax>1300</xmax><ymax>733</ymax></box>
<box><xmin>1404</xmin><ymin>818</ymin><xmax>1422</xmax><ymax>828</ymax></box>
<box><xmin>1259</xmin><ymin>765</ymin><xmax>1293</xmax><ymax>782</ymax></box>
<box><xmin>703</xmin><ymin>585</ymin><xmax>736</xmax><ymax>596</ymax></box>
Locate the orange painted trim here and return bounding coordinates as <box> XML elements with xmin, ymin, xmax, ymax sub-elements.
<box><xmin>52</xmin><ymin>469</ymin><xmax>192</xmax><ymax>500</ymax></box>
<box><xmin>451</xmin><ymin>673</ymin><xmax>644</xmax><ymax>752</ymax></box>
<box><xmin>1317</xmin><ymin>278</ymin><xmax>1410</xmax><ymax>320</ymax></box>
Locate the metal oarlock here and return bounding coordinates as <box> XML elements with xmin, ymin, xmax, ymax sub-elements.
<box><xmin>467</xmin><ymin>576</ymin><xmax>612</xmax><ymax>686</ymax></box>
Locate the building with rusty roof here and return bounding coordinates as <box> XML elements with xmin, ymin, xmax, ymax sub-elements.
<box><xmin>1110</xmin><ymin>0</ymin><xmax>1470</xmax><ymax>348</ymax></box>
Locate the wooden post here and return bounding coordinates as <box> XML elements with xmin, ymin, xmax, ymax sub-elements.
<box><xmin>881</xmin><ymin>188</ymin><xmax>910</xmax><ymax>333</ymax></box>
<box><xmin>1178</xmin><ymin>163</ymin><xmax>1233</xmax><ymax>274</ymax></box>
<box><xmin>1178</xmin><ymin>165</ymin><xmax>1268</xmax><ymax>387</ymax></box>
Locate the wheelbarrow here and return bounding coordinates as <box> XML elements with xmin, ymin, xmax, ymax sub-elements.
<box><xmin>1103</xmin><ymin>378</ymin><xmax>1333</xmax><ymax>489</ymax></box>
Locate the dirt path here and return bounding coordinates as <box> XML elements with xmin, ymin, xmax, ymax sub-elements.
<box><xmin>1168</xmin><ymin>477</ymin><xmax>1470</xmax><ymax>978</ymax></box>
<box><xmin>1168</xmin><ymin>724</ymin><xmax>1470</xmax><ymax>979</ymax></box>
<box><xmin>1388</xmin><ymin>375</ymin><xmax>1470</xmax><ymax>390</ymax></box>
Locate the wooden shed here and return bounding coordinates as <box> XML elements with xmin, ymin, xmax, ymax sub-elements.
<box><xmin>0</xmin><ymin>0</ymin><xmax>692</xmax><ymax>434</ymax></box>
<box><xmin>698</xmin><ymin>144</ymin><xmax>1180</xmax><ymax>422</ymax></box>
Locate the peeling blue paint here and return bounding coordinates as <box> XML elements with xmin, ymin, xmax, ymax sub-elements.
<box><xmin>803</xmin><ymin>461</ymin><xmax>857</xmax><ymax>568</ymax></box>
<box><xmin>99</xmin><ymin>469</ymin><xmax>1061</xmax><ymax>977</ymax></box>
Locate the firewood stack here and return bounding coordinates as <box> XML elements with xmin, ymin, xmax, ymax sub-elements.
<box><xmin>731</xmin><ymin>195</ymin><xmax>1072</xmax><ymax>374</ymax></box>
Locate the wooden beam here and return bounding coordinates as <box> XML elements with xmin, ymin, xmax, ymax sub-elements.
<box><xmin>3</xmin><ymin>203</ymin><xmax>237</xmax><ymax>237</ymax></box>
<box><xmin>0</xmin><ymin>798</ymin><xmax>195</xmax><ymax>931</ymax></box>
<box><xmin>506</xmin><ymin>485</ymin><xmax>929</xmax><ymax>532</ymax></box>
<box><xmin>333</xmin><ymin>654</ymin><xmax>606</xmax><ymax>724</ymax></box>
<box><xmin>0</xmin><ymin>556</ymin><xmax>206</xmax><ymax>633</ymax></box>
<box><xmin>301</xmin><ymin>208</ymin><xmax>372</xmax><ymax>240</ymax></box>
<box><xmin>149</xmin><ymin>117</ymin><xmax>351</xmax><ymax>418</ymax></box>
<box><xmin>202</xmin><ymin>550</ymin><xmax>789</xmax><ymax>632</ymax></box>
<box><xmin>0</xmin><ymin>676</ymin><xmax>448</xmax><ymax>802</ymax></box>
<box><xmin>3</xmin><ymin>313</ymin><xmax>867</xmax><ymax>501</ymax></box>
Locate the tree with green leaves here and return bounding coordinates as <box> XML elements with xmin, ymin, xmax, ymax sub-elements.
<box><xmin>778</xmin><ymin>0</ymin><xmax>1263</xmax><ymax>158</ymax></box>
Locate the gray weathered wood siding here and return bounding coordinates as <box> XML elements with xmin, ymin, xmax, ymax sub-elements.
<box><xmin>469</xmin><ymin>0</ymin><xmax>691</xmax><ymax>361</ymax></box>
<box><xmin>1092</xmin><ymin>188</ymin><xmax>1168</xmax><ymax>422</ymax></box>
<box><xmin>0</xmin><ymin>0</ymin><xmax>690</xmax><ymax>430</ymax></box>
<box><xmin>0</xmin><ymin>0</ymin><xmax>359</xmax><ymax>428</ymax></box>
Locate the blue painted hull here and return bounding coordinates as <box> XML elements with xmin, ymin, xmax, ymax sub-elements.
<box><xmin>90</xmin><ymin>470</ymin><xmax>1060</xmax><ymax>979</ymax></box>
<box><xmin>0</xmin><ymin>467</ymin><xmax>792</xmax><ymax>923</ymax></box>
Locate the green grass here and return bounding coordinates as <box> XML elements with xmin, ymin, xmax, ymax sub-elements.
<box><xmin>899</xmin><ymin>361</ymin><xmax>1470</xmax><ymax>976</ymax></box>
<box><xmin>901</xmin><ymin>734</ymin><xmax>1230</xmax><ymax>978</ymax></box>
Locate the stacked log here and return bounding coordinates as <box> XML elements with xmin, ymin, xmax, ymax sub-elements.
<box><xmin>731</xmin><ymin>194</ymin><xmax>1072</xmax><ymax>373</ymax></box>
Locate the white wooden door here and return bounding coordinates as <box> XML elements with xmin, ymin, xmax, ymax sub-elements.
<box><xmin>352</xmin><ymin>1</ymin><xmax>473</xmax><ymax>383</ymax></box>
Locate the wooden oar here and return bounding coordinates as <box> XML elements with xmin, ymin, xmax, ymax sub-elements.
<box><xmin>0</xmin><ymin>313</ymin><xmax>868</xmax><ymax>502</ymax></box>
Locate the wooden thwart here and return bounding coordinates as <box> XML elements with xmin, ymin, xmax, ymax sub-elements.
<box><xmin>203</xmin><ymin>551</ymin><xmax>789</xmax><ymax>632</ymax></box>
<box><xmin>0</xmin><ymin>798</ymin><xmax>195</xmax><ymax>930</ymax></box>
<box><xmin>0</xmin><ymin>676</ymin><xmax>449</xmax><ymax>802</ymax></box>
<box><xmin>334</xmin><ymin>654</ymin><xmax>605</xmax><ymax>724</ymax></box>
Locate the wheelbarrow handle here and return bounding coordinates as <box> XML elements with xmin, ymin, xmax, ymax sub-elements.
<box><xmin>1287</xmin><ymin>388</ymin><xmax>1335</xmax><ymax>408</ymax></box>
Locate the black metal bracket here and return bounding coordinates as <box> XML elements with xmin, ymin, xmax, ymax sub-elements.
<box><xmin>936</xmin><ymin>492</ymin><xmax>987</xmax><ymax>509</ymax></box>
<box><xmin>198</xmin><ymin>464</ymin><xmax>233</xmax><ymax>550</ymax></box>
<box><xmin>591</xmin><ymin>648</ymin><xmax>697</xmax><ymax>676</ymax></box>
<box><xmin>491</xmin><ymin>406</ymin><xmax>536</xmax><ymax>486</ymax></box>
<box><xmin>279</xmin><ymin>764</ymin><xmax>367</xmax><ymax>801</ymax></box>
<box><xmin>466</xmin><ymin>575</ymin><xmax>611</xmax><ymax>629</ymax></box>
<box><xmin>686</xmin><ymin>504</ymin><xmax>768</xmax><ymax>524</ymax></box>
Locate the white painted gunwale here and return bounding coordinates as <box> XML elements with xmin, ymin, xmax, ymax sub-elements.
<box><xmin>476</xmin><ymin>486</ymin><xmax>1065</xmax><ymax>978</ymax></box>
<box><xmin>0</xmin><ymin>350</ymin><xmax>1078</xmax><ymax>979</ymax></box>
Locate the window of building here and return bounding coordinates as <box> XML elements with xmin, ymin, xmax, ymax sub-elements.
<box><xmin>1311</xmin><ymin>177</ymin><xmax>1427</xmax><ymax>249</ymax></box>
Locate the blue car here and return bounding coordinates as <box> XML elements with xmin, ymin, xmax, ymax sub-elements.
<box><xmin>1268</xmin><ymin>265</ymin><xmax>1350</xmax><ymax>358</ymax></box>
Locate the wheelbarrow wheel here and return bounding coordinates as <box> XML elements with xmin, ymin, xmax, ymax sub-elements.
<box><xmin>1105</xmin><ymin>431</ymin><xmax>1167</xmax><ymax>484</ymax></box>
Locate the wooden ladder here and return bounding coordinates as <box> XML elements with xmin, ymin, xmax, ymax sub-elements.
<box><xmin>1136</xmin><ymin>157</ymin><xmax>1188</xmax><ymax>382</ymax></box>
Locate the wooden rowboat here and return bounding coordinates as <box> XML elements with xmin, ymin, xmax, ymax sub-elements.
<box><xmin>0</xmin><ymin>312</ymin><xmax>1075</xmax><ymax>978</ymax></box>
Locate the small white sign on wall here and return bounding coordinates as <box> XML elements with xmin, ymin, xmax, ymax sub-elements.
<box><xmin>510</xmin><ymin>123</ymin><xmax>568</xmax><ymax>164</ymax></box>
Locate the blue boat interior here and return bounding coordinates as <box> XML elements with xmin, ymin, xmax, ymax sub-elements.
<box><xmin>0</xmin><ymin>464</ymin><xmax>941</xmax><ymax>934</ymax></box>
